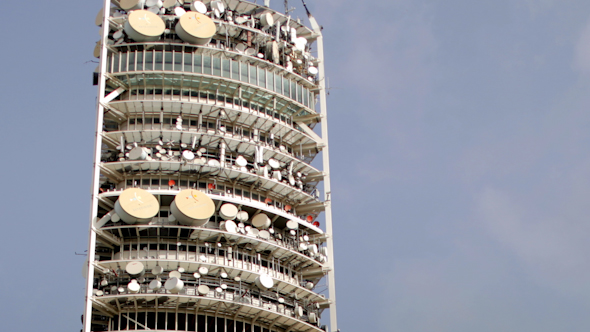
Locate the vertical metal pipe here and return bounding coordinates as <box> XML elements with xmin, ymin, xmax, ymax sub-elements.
<box><xmin>307</xmin><ymin>12</ymin><xmax>339</xmax><ymax>332</ymax></box>
<box><xmin>83</xmin><ymin>1</ymin><xmax>111</xmax><ymax>332</ymax></box>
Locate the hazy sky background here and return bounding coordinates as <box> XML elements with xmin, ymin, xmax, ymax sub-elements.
<box><xmin>1</xmin><ymin>0</ymin><xmax>590</xmax><ymax>331</ymax></box>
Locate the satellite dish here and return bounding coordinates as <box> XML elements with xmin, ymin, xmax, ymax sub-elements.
<box><xmin>309</xmin><ymin>312</ymin><xmax>317</xmax><ymax>324</ymax></box>
<box><xmin>197</xmin><ymin>285</ymin><xmax>209</xmax><ymax>295</ymax></box>
<box><xmin>93</xmin><ymin>41</ymin><xmax>101</xmax><ymax>58</ymax></box>
<box><xmin>145</xmin><ymin>0</ymin><xmax>160</xmax><ymax>7</ymax></box>
<box><xmin>115</xmin><ymin>188</ymin><xmax>159</xmax><ymax>224</ymax></box>
<box><xmin>235</xmin><ymin>43</ymin><xmax>246</xmax><ymax>53</ymax></box>
<box><xmin>236</xmin><ymin>211</ymin><xmax>249</xmax><ymax>222</ymax></box>
<box><xmin>169</xmin><ymin>270</ymin><xmax>182</xmax><ymax>279</ymax></box>
<box><xmin>308</xmin><ymin>66</ymin><xmax>319</xmax><ymax>75</ymax></box>
<box><xmin>126</xmin><ymin>261</ymin><xmax>146</xmax><ymax>277</ymax></box>
<box><xmin>222</xmin><ymin>220</ymin><xmax>237</xmax><ymax>233</ymax></box>
<box><xmin>198</xmin><ymin>266</ymin><xmax>209</xmax><ymax>275</ymax></box>
<box><xmin>219</xmin><ymin>203</ymin><xmax>238</xmax><ymax>220</ymax></box>
<box><xmin>164</xmin><ymin>277</ymin><xmax>184</xmax><ymax>293</ymax></box>
<box><xmin>235</xmin><ymin>155</ymin><xmax>248</xmax><ymax>167</ymax></box>
<box><xmin>182</xmin><ymin>150</ymin><xmax>195</xmax><ymax>161</ymax></box>
<box><xmin>124</xmin><ymin>10</ymin><xmax>166</xmax><ymax>42</ymax></box>
<box><xmin>127</xmin><ymin>280</ymin><xmax>141</xmax><ymax>293</ymax></box>
<box><xmin>120</xmin><ymin>0</ymin><xmax>146</xmax><ymax>11</ymax></box>
<box><xmin>190</xmin><ymin>1</ymin><xmax>207</xmax><ymax>13</ymax></box>
<box><xmin>128</xmin><ymin>147</ymin><xmax>148</xmax><ymax>160</ymax></box>
<box><xmin>149</xmin><ymin>279</ymin><xmax>162</xmax><ymax>290</ymax></box>
<box><xmin>147</xmin><ymin>6</ymin><xmax>160</xmax><ymax>14</ymax></box>
<box><xmin>113</xmin><ymin>29</ymin><xmax>124</xmax><ymax>40</ymax></box>
<box><xmin>252</xmin><ymin>213</ymin><xmax>271</xmax><ymax>229</ymax></box>
<box><xmin>95</xmin><ymin>8</ymin><xmax>104</xmax><ymax>26</ymax></box>
<box><xmin>260</xmin><ymin>12</ymin><xmax>274</xmax><ymax>27</ymax></box>
<box><xmin>174</xmin><ymin>6</ymin><xmax>186</xmax><ymax>17</ymax></box>
<box><xmin>211</xmin><ymin>0</ymin><xmax>225</xmax><ymax>13</ymax></box>
<box><xmin>170</xmin><ymin>189</ymin><xmax>215</xmax><ymax>226</ymax></box>
<box><xmin>255</xmin><ymin>274</ymin><xmax>274</xmax><ymax>289</ymax></box>
<box><xmin>175</xmin><ymin>12</ymin><xmax>216</xmax><ymax>45</ymax></box>
<box><xmin>163</xmin><ymin>0</ymin><xmax>176</xmax><ymax>8</ymax></box>
<box><xmin>286</xmin><ymin>220</ymin><xmax>298</xmax><ymax>230</ymax></box>
<box><xmin>258</xmin><ymin>230</ymin><xmax>270</xmax><ymax>240</ymax></box>
<box><xmin>294</xmin><ymin>37</ymin><xmax>307</xmax><ymax>52</ymax></box>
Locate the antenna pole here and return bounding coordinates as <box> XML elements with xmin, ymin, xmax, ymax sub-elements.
<box><xmin>82</xmin><ymin>1</ymin><xmax>111</xmax><ymax>332</ymax></box>
<box><xmin>304</xmin><ymin>3</ymin><xmax>339</xmax><ymax>331</ymax></box>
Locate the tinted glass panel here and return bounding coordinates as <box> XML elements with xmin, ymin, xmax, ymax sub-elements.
<box><xmin>128</xmin><ymin>52</ymin><xmax>135</xmax><ymax>71</ymax></box>
<box><xmin>154</xmin><ymin>51</ymin><xmax>163</xmax><ymax>70</ymax></box>
<box><xmin>164</xmin><ymin>51</ymin><xmax>173</xmax><ymax>70</ymax></box>
<box><xmin>203</xmin><ymin>55</ymin><xmax>212</xmax><ymax>74</ymax></box>
<box><xmin>213</xmin><ymin>57</ymin><xmax>221</xmax><ymax>76</ymax></box>
<box><xmin>194</xmin><ymin>54</ymin><xmax>202</xmax><ymax>73</ymax></box>
<box><xmin>222</xmin><ymin>59</ymin><xmax>231</xmax><ymax>78</ymax></box>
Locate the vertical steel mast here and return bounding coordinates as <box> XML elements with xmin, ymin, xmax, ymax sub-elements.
<box><xmin>83</xmin><ymin>1</ymin><xmax>338</xmax><ymax>332</ymax></box>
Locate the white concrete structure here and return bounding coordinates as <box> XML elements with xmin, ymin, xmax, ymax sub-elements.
<box><xmin>83</xmin><ymin>1</ymin><xmax>338</xmax><ymax>332</ymax></box>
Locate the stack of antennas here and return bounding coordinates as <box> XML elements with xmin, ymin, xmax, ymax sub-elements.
<box><xmin>84</xmin><ymin>1</ymin><xmax>337</xmax><ymax>332</ymax></box>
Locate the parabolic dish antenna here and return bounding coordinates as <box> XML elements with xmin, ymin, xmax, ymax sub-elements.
<box><xmin>175</xmin><ymin>12</ymin><xmax>216</xmax><ymax>45</ymax></box>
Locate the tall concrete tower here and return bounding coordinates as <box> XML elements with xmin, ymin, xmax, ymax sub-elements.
<box><xmin>83</xmin><ymin>1</ymin><xmax>337</xmax><ymax>332</ymax></box>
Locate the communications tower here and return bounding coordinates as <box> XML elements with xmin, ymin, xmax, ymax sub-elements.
<box><xmin>83</xmin><ymin>1</ymin><xmax>337</xmax><ymax>332</ymax></box>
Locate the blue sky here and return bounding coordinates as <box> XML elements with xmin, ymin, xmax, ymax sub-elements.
<box><xmin>1</xmin><ymin>1</ymin><xmax>590</xmax><ymax>331</ymax></box>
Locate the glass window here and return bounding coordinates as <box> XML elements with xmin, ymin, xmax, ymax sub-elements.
<box><xmin>194</xmin><ymin>54</ymin><xmax>202</xmax><ymax>73</ymax></box>
<box><xmin>128</xmin><ymin>52</ymin><xmax>135</xmax><ymax>71</ymax></box>
<box><xmin>147</xmin><ymin>312</ymin><xmax>156</xmax><ymax>329</ymax></box>
<box><xmin>249</xmin><ymin>65</ymin><xmax>257</xmax><ymax>84</ymax></box>
<box><xmin>188</xmin><ymin>314</ymin><xmax>196</xmax><ymax>332</ymax></box>
<box><xmin>120</xmin><ymin>53</ymin><xmax>127</xmax><ymax>72</ymax></box>
<box><xmin>303</xmin><ymin>87</ymin><xmax>308</xmax><ymax>106</ymax></box>
<box><xmin>137</xmin><ymin>313</ymin><xmax>146</xmax><ymax>330</ymax></box>
<box><xmin>267</xmin><ymin>71</ymin><xmax>273</xmax><ymax>91</ymax></box>
<box><xmin>145</xmin><ymin>51</ymin><xmax>153</xmax><ymax>71</ymax></box>
<box><xmin>167</xmin><ymin>313</ymin><xmax>176</xmax><ymax>330</ymax></box>
<box><xmin>136</xmin><ymin>51</ymin><xmax>143</xmax><ymax>71</ymax></box>
<box><xmin>222</xmin><ymin>59</ymin><xmax>230</xmax><ymax>78</ymax></box>
<box><xmin>240</xmin><ymin>63</ymin><xmax>248</xmax><ymax>82</ymax></box>
<box><xmin>291</xmin><ymin>81</ymin><xmax>296</xmax><ymax>100</ymax></box>
<box><xmin>174</xmin><ymin>52</ymin><xmax>182</xmax><ymax>71</ymax></box>
<box><xmin>203</xmin><ymin>55</ymin><xmax>212</xmax><ymax>74</ymax></box>
<box><xmin>154</xmin><ymin>51</ymin><xmax>163</xmax><ymax>70</ymax></box>
<box><xmin>184</xmin><ymin>52</ymin><xmax>192</xmax><ymax>72</ymax></box>
<box><xmin>213</xmin><ymin>57</ymin><xmax>221</xmax><ymax>76</ymax></box>
<box><xmin>177</xmin><ymin>313</ymin><xmax>186</xmax><ymax>331</ymax></box>
<box><xmin>206</xmin><ymin>316</ymin><xmax>215</xmax><ymax>332</ymax></box>
<box><xmin>232</xmin><ymin>61</ymin><xmax>239</xmax><ymax>79</ymax></box>
<box><xmin>164</xmin><ymin>51</ymin><xmax>173</xmax><ymax>70</ymax></box>
<box><xmin>283</xmin><ymin>77</ymin><xmax>290</xmax><ymax>97</ymax></box>
<box><xmin>113</xmin><ymin>53</ymin><xmax>119</xmax><ymax>72</ymax></box>
<box><xmin>197</xmin><ymin>315</ymin><xmax>206</xmax><ymax>332</ymax></box>
<box><xmin>157</xmin><ymin>312</ymin><xmax>166</xmax><ymax>330</ymax></box>
<box><xmin>297</xmin><ymin>84</ymin><xmax>302</xmax><ymax>103</ymax></box>
<box><xmin>275</xmin><ymin>74</ymin><xmax>282</xmax><ymax>94</ymax></box>
<box><xmin>258</xmin><ymin>68</ymin><xmax>266</xmax><ymax>88</ymax></box>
